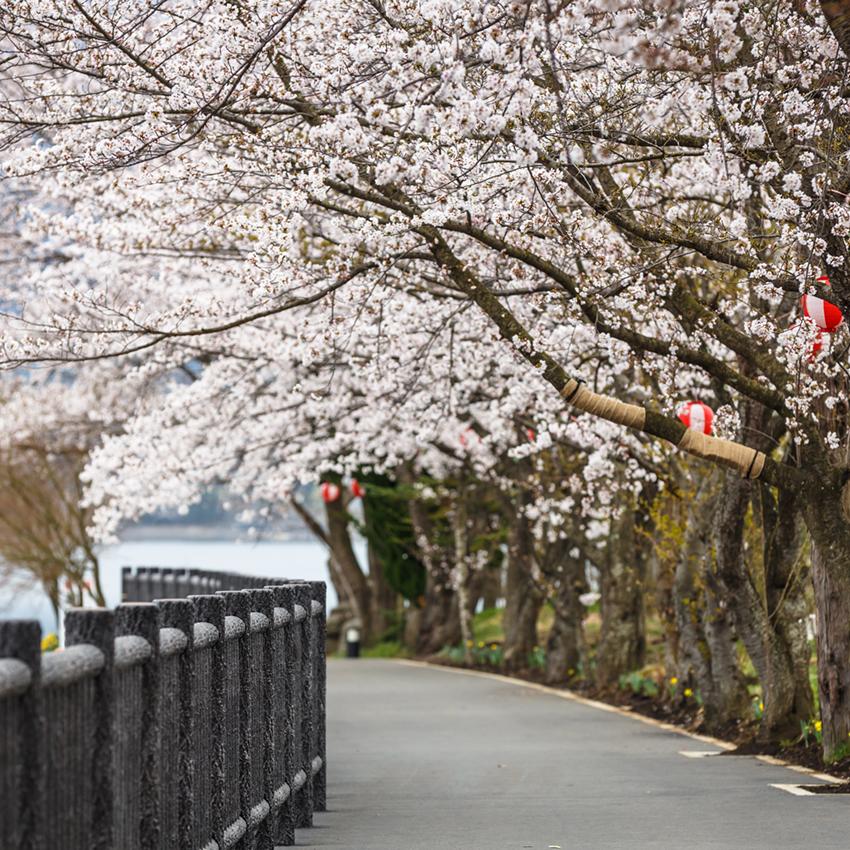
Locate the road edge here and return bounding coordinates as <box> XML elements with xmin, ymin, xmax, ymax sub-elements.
<box><xmin>394</xmin><ymin>658</ymin><xmax>844</xmax><ymax>785</ymax></box>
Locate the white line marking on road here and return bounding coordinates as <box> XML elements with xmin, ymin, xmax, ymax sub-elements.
<box><xmin>756</xmin><ymin>755</ymin><xmax>843</xmax><ymax>783</ymax></box>
<box><xmin>770</xmin><ymin>784</ymin><xmax>816</xmax><ymax>796</ymax></box>
<box><xmin>679</xmin><ymin>750</ymin><xmax>722</xmax><ymax>758</ymax></box>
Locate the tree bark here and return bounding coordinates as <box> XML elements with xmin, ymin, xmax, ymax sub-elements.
<box><xmin>362</xmin><ymin>496</ymin><xmax>400</xmax><ymax>641</ymax></box>
<box><xmin>502</xmin><ymin>500</ymin><xmax>543</xmax><ymax>673</ymax></box>
<box><xmin>416</xmin><ymin>571</ymin><xmax>462</xmax><ymax>655</ymax></box>
<box><xmin>291</xmin><ymin>494</ymin><xmax>374</xmax><ymax>638</ymax></box>
<box><xmin>326</xmin><ymin>555</ymin><xmax>352</xmax><ymax>609</ymax></box>
<box><xmin>453</xmin><ymin>488</ymin><xmax>474</xmax><ymax>663</ymax></box>
<box><xmin>711</xmin><ymin>473</ymin><xmax>812</xmax><ymax>742</ymax></box>
<box><xmin>702</xmin><ymin>585</ymin><xmax>752</xmax><ymax>728</ymax></box>
<box><xmin>402</xmin><ymin>479</ymin><xmax>462</xmax><ymax>655</ymax></box>
<box><xmin>758</xmin><ymin>484</ymin><xmax>813</xmax><ymax>740</ymax></box>
<box><xmin>801</xmin><ymin>473</ymin><xmax>850</xmax><ymax>760</ymax></box>
<box><xmin>544</xmin><ymin>551</ymin><xmax>585</xmax><ymax>684</ymax></box>
<box><xmin>595</xmin><ymin>500</ymin><xmax>646</xmax><ymax>688</ymax></box>
<box><xmin>324</xmin><ymin>495</ymin><xmax>375</xmax><ymax>641</ymax></box>
<box><xmin>480</xmin><ymin>569</ymin><xmax>501</xmax><ymax>610</ymax></box>
<box><xmin>672</xmin><ymin>484</ymin><xmax>751</xmax><ymax>730</ymax></box>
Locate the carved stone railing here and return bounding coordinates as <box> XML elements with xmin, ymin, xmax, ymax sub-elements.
<box><xmin>0</xmin><ymin>570</ymin><xmax>326</xmax><ymax>850</ymax></box>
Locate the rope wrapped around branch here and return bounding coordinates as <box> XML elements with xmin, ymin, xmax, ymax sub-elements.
<box><xmin>561</xmin><ymin>379</ymin><xmax>646</xmax><ymax>429</ymax></box>
<box><xmin>560</xmin><ymin>379</ymin><xmax>765</xmax><ymax>480</ymax></box>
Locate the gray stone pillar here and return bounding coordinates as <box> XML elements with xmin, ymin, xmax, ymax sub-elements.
<box><xmin>308</xmin><ymin>581</ymin><xmax>327</xmax><ymax>812</ymax></box>
<box><xmin>115</xmin><ymin>603</ymin><xmax>161</xmax><ymax>850</ymax></box>
<box><xmin>156</xmin><ymin>599</ymin><xmax>194</xmax><ymax>850</ymax></box>
<box><xmin>191</xmin><ymin>593</ymin><xmax>226</xmax><ymax>850</ymax></box>
<box><xmin>219</xmin><ymin>590</ymin><xmax>252</xmax><ymax>850</ymax></box>
<box><xmin>249</xmin><ymin>588</ymin><xmax>276</xmax><ymax>850</ymax></box>
<box><xmin>0</xmin><ymin>619</ymin><xmax>44</xmax><ymax>850</ymax></box>
<box><xmin>65</xmin><ymin>608</ymin><xmax>115</xmax><ymax>850</ymax></box>
<box><xmin>291</xmin><ymin>583</ymin><xmax>314</xmax><ymax>828</ymax></box>
<box><xmin>269</xmin><ymin>583</ymin><xmax>297</xmax><ymax>846</ymax></box>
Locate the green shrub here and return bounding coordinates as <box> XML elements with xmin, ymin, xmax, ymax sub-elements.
<box><xmin>619</xmin><ymin>670</ymin><xmax>659</xmax><ymax>699</ymax></box>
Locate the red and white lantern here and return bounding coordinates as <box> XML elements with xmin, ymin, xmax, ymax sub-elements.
<box><xmin>678</xmin><ymin>401</ymin><xmax>713</xmax><ymax>435</ymax></box>
<box><xmin>320</xmin><ymin>482</ymin><xmax>341</xmax><ymax>503</ymax></box>
<box><xmin>526</xmin><ymin>427</ymin><xmax>536</xmax><ymax>443</ymax></box>
<box><xmin>351</xmin><ymin>479</ymin><xmax>365</xmax><ymax>499</ymax></box>
<box><xmin>802</xmin><ymin>276</ymin><xmax>843</xmax><ymax>332</ymax></box>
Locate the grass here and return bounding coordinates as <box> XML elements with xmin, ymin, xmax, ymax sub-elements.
<box><xmin>471</xmin><ymin>604</ymin><xmax>555</xmax><ymax>644</ymax></box>
<box><xmin>361</xmin><ymin>640</ymin><xmax>412</xmax><ymax>659</ymax></box>
<box><xmin>471</xmin><ymin>607</ymin><xmax>504</xmax><ymax>643</ymax></box>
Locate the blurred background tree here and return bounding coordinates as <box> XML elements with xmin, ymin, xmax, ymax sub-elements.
<box><xmin>0</xmin><ymin>439</ymin><xmax>104</xmax><ymax>620</ymax></box>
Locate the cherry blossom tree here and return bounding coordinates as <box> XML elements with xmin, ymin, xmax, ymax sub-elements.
<box><xmin>3</xmin><ymin>0</ymin><xmax>850</xmax><ymax>754</ymax></box>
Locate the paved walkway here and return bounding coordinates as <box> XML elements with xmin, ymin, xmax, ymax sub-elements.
<box><xmin>306</xmin><ymin>660</ymin><xmax>848</xmax><ymax>849</ymax></box>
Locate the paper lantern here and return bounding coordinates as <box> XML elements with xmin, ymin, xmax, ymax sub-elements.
<box><xmin>526</xmin><ymin>427</ymin><xmax>536</xmax><ymax>443</ymax></box>
<box><xmin>351</xmin><ymin>479</ymin><xmax>365</xmax><ymax>499</ymax></box>
<box><xmin>802</xmin><ymin>276</ymin><xmax>843</xmax><ymax>332</ymax></box>
<box><xmin>458</xmin><ymin>427</ymin><xmax>480</xmax><ymax>448</ymax></box>
<box><xmin>678</xmin><ymin>401</ymin><xmax>713</xmax><ymax>435</ymax></box>
<box><xmin>320</xmin><ymin>482</ymin><xmax>340</xmax><ymax>503</ymax></box>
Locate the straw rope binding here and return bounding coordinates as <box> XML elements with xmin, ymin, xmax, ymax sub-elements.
<box><xmin>560</xmin><ymin>379</ymin><xmax>765</xmax><ymax>480</ymax></box>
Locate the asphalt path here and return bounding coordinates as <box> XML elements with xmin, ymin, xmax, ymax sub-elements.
<box><xmin>301</xmin><ymin>659</ymin><xmax>848</xmax><ymax>849</ymax></box>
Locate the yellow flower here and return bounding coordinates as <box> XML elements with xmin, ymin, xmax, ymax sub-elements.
<box><xmin>41</xmin><ymin>633</ymin><xmax>58</xmax><ymax>653</ymax></box>
<box><xmin>567</xmin><ymin>668</ymin><xmax>576</xmax><ymax>676</ymax></box>
<box><xmin>684</xmin><ymin>687</ymin><xmax>693</xmax><ymax>697</ymax></box>
<box><xmin>759</xmin><ymin>701</ymin><xmax>764</xmax><ymax>712</ymax></box>
<box><xmin>465</xmin><ymin>640</ymin><xmax>473</xmax><ymax>648</ymax></box>
<box><xmin>490</xmin><ymin>643</ymin><xmax>498</xmax><ymax>650</ymax></box>
<box><xmin>478</xmin><ymin>641</ymin><xmax>485</xmax><ymax>648</ymax></box>
<box><xmin>669</xmin><ymin>676</ymin><xmax>678</xmax><ymax>685</ymax></box>
<box><xmin>815</xmin><ymin>720</ymin><xmax>822</xmax><ymax>732</ymax></box>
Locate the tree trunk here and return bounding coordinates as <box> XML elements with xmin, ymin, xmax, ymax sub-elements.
<box><xmin>402</xmin><ymin>479</ymin><xmax>462</xmax><ymax>655</ymax></box>
<box><xmin>416</xmin><ymin>574</ymin><xmax>462</xmax><ymax>655</ymax></box>
<box><xmin>802</xmin><ymin>474</ymin><xmax>850</xmax><ymax>760</ymax></box>
<box><xmin>502</xmin><ymin>501</ymin><xmax>543</xmax><ymax>673</ymax></box>
<box><xmin>324</xmin><ymin>496</ymin><xmax>374</xmax><ymax>641</ymax></box>
<box><xmin>544</xmin><ymin>553</ymin><xmax>585</xmax><ymax>684</ymax></box>
<box><xmin>467</xmin><ymin>566</ymin><xmax>501</xmax><ymax>614</ymax></box>
<box><xmin>810</xmin><ymin>539</ymin><xmax>850</xmax><ymax>759</ymax></box>
<box><xmin>291</xmin><ymin>494</ymin><xmax>374</xmax><ymax>638</ymax></box>
<box><xmin>758</xmin><ymin>484</ymin><xmax>813</xmax><ymax>740</ymax></box>
<box><xmin>595</xmin><ymin>501</ymin><xmax>646</xmax><ymax>688</ymax></box>
<box><xmin>453</xmin><ymin>489</ymin><xmax>473</xmax><ymax>663</ymax></box>
<box><xmin>702</xmin><ymin>586</ymin><xmax>752</xmax><ymax>728</ymax></box>
<box><xmin>366</xmin><ymin>542</ymin><xmax>399</xmax><ymax>642</ymax></box>
<box><xmin>362</xmin><ymin>496</ymin><xmax>400</xmax><ymax>641</ymax></box>
<box><xmin>672</xmin><ymin>487</ymin><xmax>750</xmax><ymax>730</ymax></box>
<box><xmin>711</xmin><ymin>473</ymin><xmax>811</xmax><ymax>742</ymax></box>
<box><xmin>480</xmin><ymin>569</ymin><xmax>500</xmax><ymax>610</ymax></box>
<box><xmin>326</xmin><ymin>555</ymin><xmax>352</xmax><ymax>609</ymax></box>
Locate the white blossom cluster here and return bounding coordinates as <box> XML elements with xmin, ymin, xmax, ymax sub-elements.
<box><xmin>0</xmin><ymin>0</ymin><xmax>848</xmax><ymax>537</ymax></box>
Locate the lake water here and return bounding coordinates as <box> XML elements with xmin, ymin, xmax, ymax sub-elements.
<box><xmin>0</xmin><ymin>539</ymin><xmax>350</xmax><ymax>635</ymax></box>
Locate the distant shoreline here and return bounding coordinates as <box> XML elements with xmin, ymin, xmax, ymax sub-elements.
<box><xmin>119</xmin><ymin>524</ymin><xmax>315</xmax><ymax>544</ymax></box>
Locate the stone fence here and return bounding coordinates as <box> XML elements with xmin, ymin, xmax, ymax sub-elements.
<box><xmin>0</xmin><ymin>568</ymin><xmax>326</xmax><ymax>850</ymax></box>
